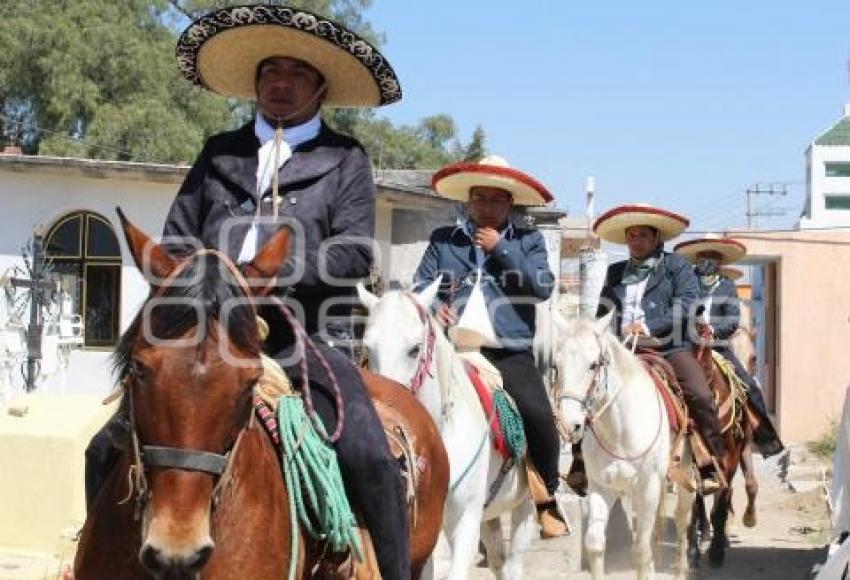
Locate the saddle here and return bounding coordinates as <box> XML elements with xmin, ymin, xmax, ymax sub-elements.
<box><xmin>637</xmin><ymin>351</ymin><xmax>714</xmax><ymax>490</ymax></box>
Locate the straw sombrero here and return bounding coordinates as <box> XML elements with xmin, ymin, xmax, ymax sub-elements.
<box><xmin>593</xmin><ymin>204</ymin><xmax>689</xmax><ymax>244</ymax></box>
<box><xmin>720</xmin><ymin>267</ymin><xmax>743</xmax><ymax>281</ymax></box>
<box><xmin>176</xmin><ymin>5</ymin><xmax>401</xmax><ymax>107</ymax></box>
<box><xmin>674</xmin><ymin>235</ymin><xmax>746</xmax><ymax>265</ymax></box>
<box><xmin>432</xmin><ymin>155</ymin><xmax>553</xmax><ymax>207</ymax></box>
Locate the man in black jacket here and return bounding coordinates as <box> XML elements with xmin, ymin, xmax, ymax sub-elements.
<box><xmin>675</xmin><ymin>237</ymin><xmax>784</xmax><ymax>457</ymax></box>
<box><xmin>86</xmin><ymin>6</ymin><xmax>410</xmax><ymax>578</ymax></box>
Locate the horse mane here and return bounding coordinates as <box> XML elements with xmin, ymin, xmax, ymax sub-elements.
<box><xmin>112</xmin><ymin>253</ymin><xmax>259</xmax><ymax>379</ymax></box>
<box><xmin>565</xmin><ymin>318</ymin><xmax>647</xmax><ymax>384</ymax></box>
<box><xmin>603</xmin><ymin>332</ymin><xmax>647</xmax><ymax>382</ymax></box>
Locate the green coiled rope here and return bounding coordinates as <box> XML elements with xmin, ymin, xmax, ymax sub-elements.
<box><xmin>277</xmin><ymin>395</ymin><xmax>363</xmax><ymax>580</ymax></box>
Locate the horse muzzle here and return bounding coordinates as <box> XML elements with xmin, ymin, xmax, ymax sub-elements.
<box><xmin>140</xmin><ymin>540</ymin><xmax>214</xmax><ymax>579</ymax></box>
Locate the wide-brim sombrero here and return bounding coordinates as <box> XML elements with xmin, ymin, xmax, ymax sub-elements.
<box><xmin>674</xmin><ymin>235</ymin><xmax>746</xmax><ymax>265</ymax></box>
<box><xmin>176</xmin><ymin>4</ymin><xmax>401</xmax><ymax>107</ymax></box>
<box><xmin>720</xmin><ymin>267</ymin><xmax>744</xmax><ymax>281</ymax></box>
<box><xmin>593</xmin><ymin>204</ymin><xmax>689</xmax><ymax>244</ymax></box>
<box><xmin>432</xmin><ymin>155</ymin><xmax>554</xmax><ymax>207</ymax></box>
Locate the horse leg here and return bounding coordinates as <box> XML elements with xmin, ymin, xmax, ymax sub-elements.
<box><xmin>499</xmin><ymin>498</ymin><xmax>537</xmax><ymax>580</ymax></box>
<box><xmin>479</xmin><ymin>517</ymin><xmax>506</xmax><ymax>576</ymax></box>
<box><xmin>688</xmin><ymin>497</ymin><xmax>702</xmax><ymax>569</ymax></box>
<box><xmin>708</xmin><ymin>486</ymin><xmax>732</xmax><ymax>567</ymax></box>
<box><xmin>586</xmin><ymin>488</ymin><xmax>615</xmax><ymax>580</ymax></box>
<box><xmin>696</xmin><ymin>491</ymin><xmax>710</xmax><ymax>544</ymax></box>
<box><xmin>632</xmin><ymin>476</ymin><xmax>662</xmax><ymax>580</ymax></box>
<box><xmin>741</xmin><ymin>438</ymin><xmax>758</xmax><ymax>528</ymax></box>
<box><xmin>444</xmin><ymin>500</ymin><xmax>486</xmax><ymax>580</ymax></box>
<box><xmin>674</xmin><ymin>478</ymin><xmax>696</xmax><ymax>580</ymax></box>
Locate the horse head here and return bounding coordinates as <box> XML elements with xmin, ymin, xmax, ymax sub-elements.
<box><xmin>357</xmin><ymin>277</ymin><xmax>440</xmax><ymax>384</ymax></box>
<box><xmin>553</xmin><ymin>312</ymin><xmax>615</xmax><ymax>443</ymax></box>
<box><xmin>114</xmin><ymin>209</ymin><xmax>289</xmax><ymax>578</ymax></box>
<box><xmin>357</xmin><ymin>277</ymin><xmax>445</xmax><ymax>418</ymax></box>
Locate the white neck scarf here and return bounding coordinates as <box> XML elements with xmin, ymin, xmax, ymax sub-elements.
<box><xmin>238</xmin><ymin>112</ymin><xmax>322</xmax><ymax>264</ymax></box>
<box><xmin>253</xmin><ymin>112</ymin><xmax>322</xmax><ymax>197</ymax></box>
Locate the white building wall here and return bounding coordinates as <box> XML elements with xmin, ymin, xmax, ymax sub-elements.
<box><xmin>0</xmin><ymin>167</ymin><xmax>178</xmax><ymax>397</ymax></box>
<box><xmin>800</xmin><ymin>143</ymin><xmax>850</xmax><ymax>229</ymax></box>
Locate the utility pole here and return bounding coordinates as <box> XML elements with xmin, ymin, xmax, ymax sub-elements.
<box><xmin>746</xmin><ymin>183</ymin><xmax>789</xmax><ymax>229</ymax></box>
<box><xmin>579</xmin><ymin>176</ymin><xmax>606</xmax><ymax>319</ymax></box>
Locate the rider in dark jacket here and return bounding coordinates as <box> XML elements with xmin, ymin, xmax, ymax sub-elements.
<box><xmin>674</xmin><ymin>237</ymin><xmax>784</xmax><ymax>458</ymax></box>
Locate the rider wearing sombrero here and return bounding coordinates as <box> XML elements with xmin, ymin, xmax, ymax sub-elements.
<box><xmin>87</xmin><ymin>5</ymin><xmax>409</xmax><ymax>577</ymax></box>
<box><xmin>413</xmin><ymin>156</ymin><xmax>570</xmax><ymax>538</ymax></box>
<box><xmin>674</xmin><ymin>235</ymin><xmax>784</xmax><ymax>458</ymax></box>
<box><xmin>571</xmin><ymin>204</ymin><xmax>726</xmax><ymax>495</ymax></box>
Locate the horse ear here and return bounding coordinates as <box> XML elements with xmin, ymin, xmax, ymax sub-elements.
<box><xmin>594</xmin><ymin>311</ymin><xmax>615</xmax><ymax>335</ymax></box>
<box><xmin>357</xmin><ymin>282</ymin><xmax>379</xmax><ymax>311</ymax></box>
<box><xmin>116</xmin><ymin>207</ymin><xmax>178</xmax><ymax>284</ymax></box>
<box><xmin>241</xmin><ymin>227</ymin><xmax>290</xmax><ymax>296</ymax></box>
<box><xmin>414</xmin><ymin>276</ymin><xmax>442</xmax><ymax>309</ymax></box>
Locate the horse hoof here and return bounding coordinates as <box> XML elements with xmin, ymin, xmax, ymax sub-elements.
<box><xmin>743</xmin><ymin>512</ymin><xmax>757</xmax><ymax>528</ymax></box>
<box><xmin>708</xmin><ymin>547</ymin><xmax>725</xmax><ymax>568</ymax></box>
<box><xmin>688</xmin><ymin>551</ymin><xmax>701</xmax><ymax>569</ymax></box>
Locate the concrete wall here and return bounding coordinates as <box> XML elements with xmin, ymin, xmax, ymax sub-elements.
<box><xmin>732</xmin><ymin>229</ymin><xmax>850</xmax><ymax>442</ymax></box>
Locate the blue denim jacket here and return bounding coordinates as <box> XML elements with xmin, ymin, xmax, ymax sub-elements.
<box><xmin>413</xmin><ymin>221</ymin><xmax>554</xmax><ymax>351</ymax></box>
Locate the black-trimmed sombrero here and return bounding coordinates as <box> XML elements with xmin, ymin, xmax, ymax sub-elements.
<box><xmin>432</xmin><ymin>155</ymin><xmax>554</xmax><ymax>207</ymax></box>
<box><xmin>674</xmin><ymin>234</ymin><xmax>746</xmax><ymax>265</ymax></box>
<box><xmin>593</xmin><ymin>204</ymin><xmax>689</xmax><ymax>244</ymax></box>
<box><xmin>176</xmin><ymin>4</ymin><xmax>401</xmax><ymax>107</ymax></box>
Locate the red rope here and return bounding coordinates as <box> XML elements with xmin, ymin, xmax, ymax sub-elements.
<box><xmin>269</xmin><ymin>296</ymin><xmax>345</xmax><ymax>444</ymax></box>
<box><xmin>587</xmin><ymin>385</ymin><xmax>665</xmax><ymax>462</ymax></box>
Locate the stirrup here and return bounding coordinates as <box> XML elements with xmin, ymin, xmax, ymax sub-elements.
<box><xmin>700</xmin><ymin>477</ymin><xmax>723</xmax><ymax>496</ymax></box>
<box><xmin>537</xmin><ymin>501</ymin><xmax>572</xmax><ymax>539</ymax></box>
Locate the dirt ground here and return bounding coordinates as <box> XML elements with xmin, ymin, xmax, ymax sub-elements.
<box><xmin>436</xmin><ymin>446</ymin><xmax>832</xmax><ymax>579</ymax></box>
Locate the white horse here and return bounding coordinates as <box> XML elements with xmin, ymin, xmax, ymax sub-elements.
<box><xmin>358</xmin><ymin>279</ymin><xmax>537</xmax><ymax>580</ymax></box>
<box><xmin>553</xmin><ymin>313</ymin><xmax>694</xmax><ymax>580</ymax></box>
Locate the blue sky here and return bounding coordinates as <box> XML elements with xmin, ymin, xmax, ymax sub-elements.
<box><xmin>366</xmin><ymin>1</ymin><xmax>850</xmax><ymax>231</ymax></box>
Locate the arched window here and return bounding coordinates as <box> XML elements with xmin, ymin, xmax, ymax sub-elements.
<box><xmin>45</xmin><ymin>211</ymin><xmax>121</xmax><ymax>348</ymax></box>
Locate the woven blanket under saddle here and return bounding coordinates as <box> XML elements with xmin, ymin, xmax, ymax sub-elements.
<box><xmin>638</xmin><ymin>352</ymin><xmax>711</xmax><ymax>490</ymax></box>
<box><xmin>457</xmin><ymin>351</ymin><xmax>527</xmax><ymax>461</ymax></box>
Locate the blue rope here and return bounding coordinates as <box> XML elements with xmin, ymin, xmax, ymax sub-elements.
<box><xmin>449</xmin><ymin>426</ymin><xmax>490</xmax><ymax>493</ymax></box>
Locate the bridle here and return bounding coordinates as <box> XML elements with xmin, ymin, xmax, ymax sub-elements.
<box><xmin>402</xmin><ymin>293</ymin><xmax>436</xmax><ymax>395</ymax></box>
<box><xmin>120</xmin><ymin>248</ymin><xmax>258</xmax><ymax>520</ymax></box>
<box><xmin>554</xmin><ymin>334</ymin><xmax>613</xmax><ymax>427</ymax></box>
<box><xmin>554</xmin><ymin>332</ymin><xmax>664</xmax><ymax>462</ymax></box>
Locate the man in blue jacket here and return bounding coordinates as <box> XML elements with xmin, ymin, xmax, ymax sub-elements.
<box><xmin>413</xmin><ymin>156</ymin><xmax>568</xmax><ymax>538</ymax></box>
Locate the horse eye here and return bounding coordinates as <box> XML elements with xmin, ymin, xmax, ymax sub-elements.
<box><xmin>407</xmin><ymin>344</ymin><xmax>422</xmax><ymax>358</ymax></box>
<box><xmin>589</xmin><ymin>361</ymin><xmax>599</xmax><ymax>372</ymax></box>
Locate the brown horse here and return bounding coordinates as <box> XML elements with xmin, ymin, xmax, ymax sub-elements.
<box><xmin>73</xmin><ymin>212</ymin><xmax>448</xmax><ymax>579</ymax></box>
<box><xmin>690</xmin><ymin>343</ymin><xmax>754</xmax><ymax>568</ymax></box>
